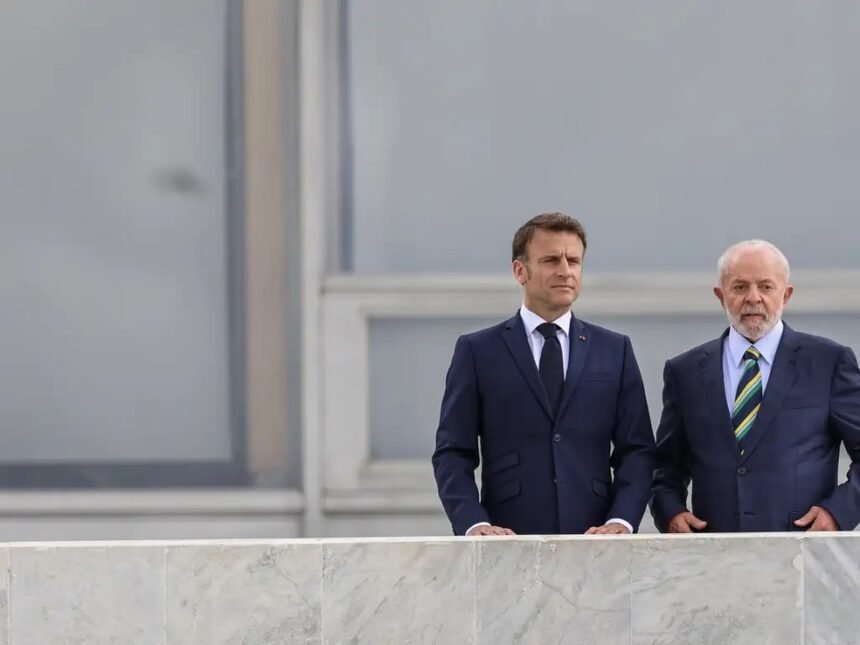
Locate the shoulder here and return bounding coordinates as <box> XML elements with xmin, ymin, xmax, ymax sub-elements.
<box><xmin>786</xmin><ymin>327</ymin><xmax>853</xmax><ymax>360</ymax></box>
<box><xmin>788</xmin><ymin>327</ymin><xmax>849</xmax><ymax>352</ymax></box>
<box><xmin>457</xmin><ymin>317</ymin><xmax>513</xmax><ymax>347</ymax></box>
<box><xmin>577</xmin><ymin>319</ymin><xmax>629</xmax><ymax>346</ymax></box>
<box><xmin>666</xmin><ymin>336</ymin><xmax>723</xmax><ymax>372</ymax></box>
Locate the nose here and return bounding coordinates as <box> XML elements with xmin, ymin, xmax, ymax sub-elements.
<box><xmin>557</xmin><ymin>258</ymin><xmax>573</xmax><ymax>276</ymax></box>
<box><xmin>745</xmin><ymin>286</ymin><xmax>762</xmax><ymax>303</ymax></box>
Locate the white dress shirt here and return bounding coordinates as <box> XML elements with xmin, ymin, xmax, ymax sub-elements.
<box><xmin>722</xmin><ymin>320</ymin><xmax>784</xmax><ymax>414</ymax></box>
<box><xmin>519</xmin><ymin>304</ymin><xmax>571</xmax><ymax>374</ymax></box>
<box><xmin>467</xmin><ymin>305</ymin><xmax>632</xmax><ymax>535</ymax></box>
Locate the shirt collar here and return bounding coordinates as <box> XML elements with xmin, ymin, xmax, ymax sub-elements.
<box><xmin>519</xmin><ymin>304</ymin><xmax>572</xmax><ymax>337</ymax></box>
<box><xmin>727</xmin><ymin>319</ymin><xmax>784</xmax><ymax>367</ymax></box>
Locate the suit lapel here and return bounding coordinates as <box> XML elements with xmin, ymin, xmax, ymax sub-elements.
<box><xmin>699</xmin><ymin>331</ymin><xmax>738</xmax><ymax>456</ymax></box>
<box><xmin>739</xmin><ymin>325</ymin><xmax>800</xmax><ymax>463</ymax></box>
<box><xmin>557</xmin><ymin>317</ymin><xmax>589</xmax><ymax>420</ymax></box>
<box><xmin>501</xmin><ymin>313</ymin><xmax>554</xmax><ymax>421</ymax></box>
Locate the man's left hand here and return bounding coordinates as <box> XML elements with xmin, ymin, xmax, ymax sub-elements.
<box><xmin>794</xmin><ymin>505</ymin><xmax>839</xmax><ymax>531</ymax></box>
<box><xmin>585</xmin><ymin>523</ymin><xmax>630</xmax><ymax>535</ymax></box>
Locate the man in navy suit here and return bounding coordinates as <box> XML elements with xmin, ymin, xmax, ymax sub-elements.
<box><xmin>432</xmin><ymin>213</ymin><xmax>655</xmax><ymax>536</ymax></box>
<box><xmin>651</xmin><ymin>240</ymin><xmax>860</xmax><ymax>532</ymax></box>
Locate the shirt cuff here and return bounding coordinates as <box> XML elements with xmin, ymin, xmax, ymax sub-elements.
<box><xmin>606</xmin><ymin>517</ymin><xmax>633</xmax><ymax>533</ymax></box>
<box><xmin>465</xmin><ymin>521</ymin><xmax>490</xmax><ymax>536</ymax></box>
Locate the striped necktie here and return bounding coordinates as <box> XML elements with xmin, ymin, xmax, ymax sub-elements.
<box><xmin>733</xmin><ymin>346</ymin><xmax>762</xmax><ymax>453</ymax></box>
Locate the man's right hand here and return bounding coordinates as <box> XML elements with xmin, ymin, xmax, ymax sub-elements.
<box><xmin>466</xmin><ymin>524</ymin><xmax>516</xmax><ymax>536</ymax></box>
<box><xmin>667</xmin><ymin>511</ymin><xmax>708</xmax><ymax>533</ymax></box>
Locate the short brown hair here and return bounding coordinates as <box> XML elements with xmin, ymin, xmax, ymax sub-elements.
<box><xmin>511</xmin><ymin>212</ymin><xmax>587</xmax><ymax>262</ymax></box>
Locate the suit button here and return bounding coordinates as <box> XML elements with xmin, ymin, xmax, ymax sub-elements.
<box><xmin>737</xmin><ymin>467</ymin><xmax>748</xmax><ymax>476</ymax></box>
<box><xmin>553</xmin><ymin>433</ymin><xmax>561</xmax><ymax>442</ymax></box>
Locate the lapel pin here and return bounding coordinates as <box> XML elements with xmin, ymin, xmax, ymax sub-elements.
<box><xmin>579</xmin><ymin>335</ymin><xmax>587</xmax><ymax>341</ymax></box>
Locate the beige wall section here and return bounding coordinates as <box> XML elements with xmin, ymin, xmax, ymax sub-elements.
<box><xmin>243</xmin><ymin>0</ymin><xmax>289</xmax><ymax>477</ymax></box>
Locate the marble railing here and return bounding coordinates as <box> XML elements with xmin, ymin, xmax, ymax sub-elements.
<box><xmin>0</xmin><ymin>534</ymin><xmax>856</xmax><ymax>644</ymax></box>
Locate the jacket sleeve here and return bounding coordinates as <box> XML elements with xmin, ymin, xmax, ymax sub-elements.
<box><xmin>649</xmin><ymin>359</ymin><xmax>693</xmax><ymax>532</ymax></box>
<box><xmin>818</xmin><ymin>346</ymin><xmax>860</xmax><ymax>530</ymax></box>
<box><xmin>432</xmin><ymin>335</ymin><xmax>490</xmax><ymax>535</ymax></box>
<box><xmin>606</xmin><ymin>336</ymin><xmax>656</xmax><ymax>532</ymax></box>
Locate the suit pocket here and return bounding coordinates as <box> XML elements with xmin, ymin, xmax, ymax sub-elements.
<box><xmin>485</xmin><ymin>479</ymin><xmax>521</xmax><ymax>504</ymax></box>
<box><xmin>483</xmin><ymin>450</ymin><xmax>519</xmax><ymax>478</ymax></box>
<box><xmin>592</xmin><ymin>478</ymin><xmax>611</xmax><ymax>500</ymax></box>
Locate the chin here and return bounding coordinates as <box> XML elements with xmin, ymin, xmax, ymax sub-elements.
<box><xmin>735</xmin><ymin>321</ymin><xmax>773</xmax><ymax>341</ymax></box>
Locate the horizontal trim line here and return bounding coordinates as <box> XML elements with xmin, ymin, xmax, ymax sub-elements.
<box><xmin>0</xmin><ymin>489</ymin><xmax>304</xmax><ymax>516</ymax></box>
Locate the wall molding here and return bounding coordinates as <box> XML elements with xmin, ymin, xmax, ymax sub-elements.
<box><xmin>0</xmin><ymin>489</ymin><xmax>304</xmax><ymax>517</ymax></box>
<box><xmin>324</xmin><ymin>270</ymin><xmax>860</xmax><ymax>315</ymax></box>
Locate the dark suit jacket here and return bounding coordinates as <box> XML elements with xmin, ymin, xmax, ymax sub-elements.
<box><xmin>650</xmin><ymin>324</ymin><xmax>860</xmax><ymax>532</ymax></box>
<box><xmin>432</xmin><ymin>312</ymin><xmax>655</xmax><ymax>535</ymax></box>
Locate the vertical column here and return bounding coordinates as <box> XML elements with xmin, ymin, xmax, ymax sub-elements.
<box><xmin>243</xmin><ymin>0</ymin><xmax>289</xmax><ymax>482</ymax></box>
<box><xmin>299</xmin><ymin>0</ymin><xmax>337</xmax><ymax>535</ymax></box>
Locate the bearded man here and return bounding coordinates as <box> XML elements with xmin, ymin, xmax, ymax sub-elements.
<box><xmin>650</xmin><ymin>240</ymin><xmax>860</xmax><ymax>532</ymax></box>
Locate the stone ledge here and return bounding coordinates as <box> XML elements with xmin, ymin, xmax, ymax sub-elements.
<box><xmin>0</xmin><ymin>533</ymin><xmax>856</xmax><ymax>644</ymax></box>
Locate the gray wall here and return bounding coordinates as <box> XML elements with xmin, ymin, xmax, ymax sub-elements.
<box><xmin>2</xmin><ymin>0</ymin><xmax>857</xmax><ymax>528</ymax></box>
<box><xmin>346</xmin><ymin>0</ymin><xmax>860</xmax><ymax>273</ymax></box>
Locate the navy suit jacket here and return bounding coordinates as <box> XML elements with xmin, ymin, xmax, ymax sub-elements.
<box><xmin>432</xmin><ymin>312</ymin><xmax>655</xmax><ymax>535</ymax></box>
<box><xmin>650</xmin><ymin>324</ymin><xmax>860</xmax><ymax>532</ymax></box>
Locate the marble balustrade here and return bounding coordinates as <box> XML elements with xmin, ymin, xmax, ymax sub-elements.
<box><xmin>0</xmin><ymin>533</ymin><xmax>856</xmax><ymax>644</ymax></box>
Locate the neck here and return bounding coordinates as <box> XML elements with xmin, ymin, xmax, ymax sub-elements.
<box><xmin>525</xmin><ymin>302</ymin><xmax>568</xmax><ymax>322</ymax></box>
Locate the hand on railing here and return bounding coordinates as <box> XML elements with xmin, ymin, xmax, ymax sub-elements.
<box><xmin>794</xmin><ymin>505</ymin><xmax>838</xmax><ymax>531</ymax></box>
<box><xmin>667</xmin><ymin>511</ymin><xmax>708</xmax><ymax>533</ymax></box>
<box><xmin>466</xmin><ymin>524</ymin><xmax>516</xmax><ymax>536</ymax></box>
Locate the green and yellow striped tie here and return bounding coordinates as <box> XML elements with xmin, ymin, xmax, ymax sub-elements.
<box><xmin>733</xmin><ymin>346</ymin><xmax>762</xmax><ymax>453</ymax></box>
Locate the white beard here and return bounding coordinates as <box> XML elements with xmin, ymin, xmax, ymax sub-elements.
<box><xmin>726</xmin><ymin>308</ymin><xmax>782</xmax><ymax>342</ymax></box>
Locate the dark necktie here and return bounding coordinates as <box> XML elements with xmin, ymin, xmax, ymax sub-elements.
<box><xmin>537</xmin><ymin>322</ymin><xmax>564</xmax><ymax>415</ymax></box>
<box><xmin>733</xmin><ymin>346</ymin><xmax>763</xmax><ymax>455</ymax></box>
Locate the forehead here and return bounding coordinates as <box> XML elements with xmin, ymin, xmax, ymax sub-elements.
<box><xmin>723</xmin><ymin>248</ymin><xmax>786</xmax><ymax>282</ymax></box>
<box><xmin>527</xmin><ymin>229</ymin><xmax>583</xmax><ymax>254</ymax></box>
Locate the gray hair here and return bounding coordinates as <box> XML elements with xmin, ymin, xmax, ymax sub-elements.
<box><xmin>716</xmin><ymin>240</ymin><xmax>790</xmax><ymax>284</ymax></box>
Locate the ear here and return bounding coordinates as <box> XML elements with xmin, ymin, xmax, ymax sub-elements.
<box><xmin>783</xmin><ymin>284</ymin><xmax>794</xmax><ymax>305</ymax></box>
<box><xmin>713</xmin><ymin>286</ymin><xmax>726</xmax><ymax>308</ymax></box>
<box><xmin>512</xmin><ymin>259</ymin><xmax>526</xmax><ymax>285</ymax></box>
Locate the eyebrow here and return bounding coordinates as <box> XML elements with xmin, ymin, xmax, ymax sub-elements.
<box><xmin>730</xmin><ymin>278</ymin><xmax>777</xmax><ymax>285</ymax></box>
<box><xmin>541</xmin><ymin>252</ymin><xmax>581</xmax><ymax>260</ymax></box>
